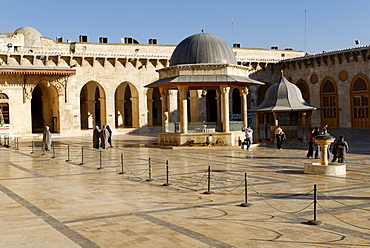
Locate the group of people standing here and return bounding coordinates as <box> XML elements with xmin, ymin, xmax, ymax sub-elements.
<box><xmin>306</xmin><ymin>124</ymin><xmax>349</xmax><ymax>163</ymax></box>
<box><xmin>93</xmin><ymin>125</ymin><xmax>113</xmax><ymax>149</ymax></box>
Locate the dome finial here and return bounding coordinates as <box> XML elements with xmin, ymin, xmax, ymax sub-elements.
<box><xmin>201</xmin><ymin>29</ymin><xmax>204</xmax><ymax>33</ymax></box>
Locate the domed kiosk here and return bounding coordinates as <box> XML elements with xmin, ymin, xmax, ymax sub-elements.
<box><xmin>249</xmin><ymin>73</ymin><xmax>320</xmax><ymax>142</ymax></box>
<box><xmin>146</xmin><ymin>32</ymin><xmax>265</xmax><ymax>146</ymax></box>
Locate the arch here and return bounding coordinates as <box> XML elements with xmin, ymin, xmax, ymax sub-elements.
<box><xmin>320</xmin><ymin>77</ymin><xmax>338</xmax><ymax>127</ymax></box>
<box><xmin>257</xmin><ymin>84</ymin><xmax>270</xmax><ymax>106</ymax></box>
<box><xmin>296</xmin><ymin>80</ymin><xmax>309</xmax><ymax>102</ymax></box>
<box><xmin>351</xmin><ymin>74</ymin><xmax>370</xmax><ymax>127</ymax></box>
<box><xmin>0</xmin><ymin>93</ymin><xmax>10</xmax><ymax>126</ymax></box>
<box><xmin>31</xmin><ymin>80</ymin><xmax>60</xmax><ymax>133</ymax></box>
<box><xmin>115</xmin><ymin>82</ymin><xmax>139</xmax><ymax>128</ymax></box>
<box><xmin>147</xmin><ymin>88</ymin><xmax>162</xmax><ymax>126</ymax></box>
<box><xmin>80</xmin><ymin>81</ymin><xmax>106</xmax><ymax>129</ymax></box>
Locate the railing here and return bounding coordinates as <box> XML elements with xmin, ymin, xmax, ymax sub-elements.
<box><xmin>164</xmin><ymin>121</ymin><xmax>243</xmax><ymax>133</ymax></box>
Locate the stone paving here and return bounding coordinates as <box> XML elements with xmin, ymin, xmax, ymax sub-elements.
<box><xmin>0</xmin><ymin>128</ymin><xmax>370</xmax><ymax>247</ymax></box>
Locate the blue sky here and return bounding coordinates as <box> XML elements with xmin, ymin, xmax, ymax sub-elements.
<box><xmin>2</xmin><ymin>0</ymin><xmax>370</xmax><ymax>54</ymax></box>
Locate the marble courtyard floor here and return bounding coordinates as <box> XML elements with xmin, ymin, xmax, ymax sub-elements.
<box><xmin>0</xmin><ymin>128</ymin><xmax>370</xmax><ymax>247</ymax></box>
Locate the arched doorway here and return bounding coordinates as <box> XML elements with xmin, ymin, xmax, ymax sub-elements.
<box><xmin>31</xmin><ymin>81</ymin><xmax>60</xmax><ymax>133</ymax></box>
<box><xmin>80</xmin><ymin>81</ymin><xmax>106</xmax><ymax>129</ymax></box>
<box><xmin>320</xmin><ymin>78</ymin><xmax>338</xmax><ymax>127</ymax></box>
<box><xmin>0</xmin><ymin>93</ymin><xmax>10</xmax><ymax>126</ymax></box>
<box><xmin>115</xmin><ymin>82</ymin><xmax>139</xmax><ymax>128</ymax></box>
<box><xmin>351</xmin><ymin>75</ymin><xmax>370</xmax><ymax>127</ymax></box>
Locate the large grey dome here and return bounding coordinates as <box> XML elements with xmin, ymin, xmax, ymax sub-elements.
<box><xmin>14</xmin><ymin>26</ymin><xmax>42</xmax><ymax>47</ymax></box>
<box><xmin>170</xmin><ymin>33</ymin><xmax>237</xmax><ymax>66</ymax></box>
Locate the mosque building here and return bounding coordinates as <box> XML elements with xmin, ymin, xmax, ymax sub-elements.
<box><xmin>0</xmin><ymin>26</ymin><xmax>368</xmax><ymax>143</ymax></box>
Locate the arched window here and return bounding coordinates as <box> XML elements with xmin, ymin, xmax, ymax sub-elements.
<box><xmin>296</xmin><ymin>80</ymin><xmax>309</xmax><ymax>102</ymax></box>
<box><xmin>0</xmin><ymin>93</ymin><xmax>9</xmax><ymax>125</ymax></box>
<box><xmin>351</xmin><ymin>75</ymin><xmax>370</xmax><ymax>127</ymax></box>
<box><xmin>320</xmin><ymin>78</ymin><xmax>339</xmax><ymax>127</ymax></box>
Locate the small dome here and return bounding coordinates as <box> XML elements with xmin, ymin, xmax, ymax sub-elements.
<box><xmin>253</xmin><ymin>76</ymin><xmax>319</xmax><ymax>111</ymax></box>
<box><xmin>14</xmin><ymin>26</ymin><xmax>42</xmax><ymax>47</ymax></box>
<box><xmin>170</xmin><ymin>33</ymin><xmax>237</xmax><ymax>66</ymax></box>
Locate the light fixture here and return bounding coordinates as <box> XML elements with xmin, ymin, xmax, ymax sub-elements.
<box><xmin>4</xmin><ymin>80</ymin><xmax>8</xmax><ymax>86</ymax></box>
<box><xmin>46</xmin><ymin>82</ymin><xmax>50</xmax><ymax>87</ymax></box>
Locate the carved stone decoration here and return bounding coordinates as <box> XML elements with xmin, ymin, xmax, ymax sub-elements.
<box><xmin>24</xmin><ymin>85</ymin><xmax>35</xmax><ymax>100</ymax></box>
<box><xmin>310</xmin><ymin>74</ymin><xmax>318</xmax><ymax>84</ymax></box>
<box><xmin>339</xmin><ymin>70</ymin><xmax>348</xmax><ymax>82</ymax></box>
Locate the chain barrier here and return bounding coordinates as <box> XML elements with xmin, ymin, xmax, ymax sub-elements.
<box><xmin>247</xmin><ymin>180</ymin><xmax>314</xmax><ymax>200</ymax></box>
<box><xmin>318</xmin><ymin>190</ymin><xmax>370</xmax><ymax>211</ymax></box>
<box><xmin>247</xmin><ymin>178</ymin><xmax>314</xmax><ymax>214</ymax></box>
<box><xmin>122</xmin><ymin>161</ymin><xmax>150</xmax><ymax>180</ymax></box>
<box><xmin>210</xmin><ymin>173</ymin><xmax>245</xmax><ymax>195</ymax></box>
<box><xmin>167</xmin><ymin>164</ymin><xmax>208</xmax><ymax>191</ymax></box>
<box><xmin>316</xmin><ymin>201</ymin><xmax>370</xmax><ymax>230</ymax></box>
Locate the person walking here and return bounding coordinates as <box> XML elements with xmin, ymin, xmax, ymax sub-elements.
<box><xmin>312</xmin><ymin>127</ymin><xmax>321</xmax><ymax>159</ymax></box>
<box><xmin>244</xmin><ymin>126</ymin><xmax>253</xmax><ymax>151</ymax></box>
<box><xmin>100</xmin><ymin>125</ymin><xmax>110</xmax><ymax>149</ymax></box>
<box><xmin>331</xmin><ymin>137</ymin><xmax>339</xmax><ymax>162</ymax></box>
<box><xmin>93</xmin><ymin>126</ymin><xmax>101</xmax><ymax>149</ymax></box>
<box><xmin>306</xmin><ymin>128</ymin><xmax>314</xmax><ymax>158</ymax></box>
<box><xmin>336</xmin><ymin>136</ymin><xmax>349</xmax><ymax>163</ymax></box>
<box><xmin>275</xmin><ymin>126</ymin><xmax>284</xmax><ymax>150</ymax></box>
<box><xmin>106</xmin><ymin>125</ymin><xmax>113</xmax><ymax>148</ymax></box>
<box><xmin>42</xmin><ymin>126</ymin><xmax>52</xmax><ymax>151</ymax></box>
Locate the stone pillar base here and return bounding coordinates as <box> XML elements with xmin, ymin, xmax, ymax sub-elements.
<box><xmin>304</xmin><ymin>163</ymin><xmax>346</xmax><ymax>175</ymax></box>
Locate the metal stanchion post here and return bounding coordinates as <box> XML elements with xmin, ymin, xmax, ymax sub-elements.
<box><xmin>240</xmin><ymin>173</ymin><xmax>252</xmax><ymax>207</ymax></box>
<box><xmin>203</xmin><ymin>166</ymin><xmax>214</xmax><ymax>194</ymax></box>
<box><xmin>97</xmin><ymin>150</ymin><xmax>103</xmax><ymax>169</ymax></box>
<box><xmin>119</xmin><ymin>154</ymin><xmax>125</xmax><ymax>174</ymax></box>
<box><xmin>65</xmin><ymin>145</ymin><xmax>71</xmax><ymax>162</ymax></box>
<box><xmin>146</xmin><ymin>157</ymin><xmax>154</xmax><ymax>181</ymax></box>
<box><xmin>163</xmin><ymin>160</ymin><xmax>171</xmax><ymax>186</ymax></box>
<box><xmin>16</xmin><ymin>137</ymin><xmax>19</xmax><ymax>150</ymax></box>
<box><xmin>79</xmin><ymin>147</ymin><xmax>85</xmax><ymax>165</ymax></box>
<box><xmin>307</xmin><ymin>184</ymin><xmax>322</xmax><ymax>225</ymax></box>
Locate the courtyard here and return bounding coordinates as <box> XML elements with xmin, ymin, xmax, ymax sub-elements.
<box><xmin>0</xmin><ymin>128</ymin><xmax>370</xmax><ymax>247</ymax></box>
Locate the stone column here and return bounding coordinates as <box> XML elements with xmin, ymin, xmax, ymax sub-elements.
<box><xmin>147</xmin><ymin>99</ymin><xmax>154</xmax><ymax>126</ymax></box>
<box><xmin>272</xmin><ymin>112</ymin><xmax>278</xmax><ymax>142</ymax></box>
<box><xmin>178</xmin><ymin>86</ymin><xmax>188</xmax><ymax>133</ymax></box>
<box><xmin>160</xmin><ymin>88</ymin><xmax>169</xmax><ymax>133</ymax></box>
<box><xmin>302</xmin><ymin>112</ymin><xmax>307</xmax><ymax>142</ymax></box>
<box><xmin>220</xmin><ymin>86</ymin><xmax>230</xmax><ymax>132</ymax></box>
<box><xmin>168</xmin><ymin>89</ymin><xmax>178</xmax><ymax>122</ymax></box>
<box><xmin>240</xmin><ymin>87</ymin><xmax>249</xmax><ymax>130</ymax></box>
<box><xmin>130</xmin><ymin>97</ymin><xmax>138</xmax><ymax>128</ymax></box>
<box><xmin>189</xmin><ymin>90</ymin><xmax>200</xmax><ymax>122</ymax></box>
